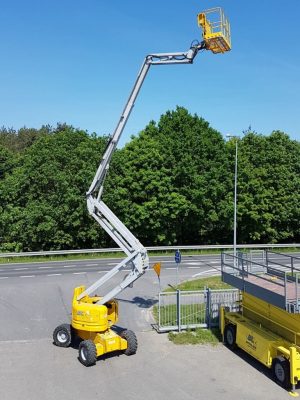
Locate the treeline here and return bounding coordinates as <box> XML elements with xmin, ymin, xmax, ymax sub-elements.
<box><xmin>0</xmin><ymin>107</ymin><xmax>299</xmax><ymax>251</ymax></box>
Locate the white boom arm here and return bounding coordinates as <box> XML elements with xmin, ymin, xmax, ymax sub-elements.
<box><xmin>78</xmin><ymin>41</ymin><xmax>205</xmax><ymax>305</ymax></box>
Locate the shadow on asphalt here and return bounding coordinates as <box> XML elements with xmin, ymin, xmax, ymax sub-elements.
<box><xmin>227</xmin><ymin>345</ymin><xmax>300</xmax><ymax>392</ymax></box>
<box><xmin>116</xmin><ymin>296</ymin><xmax>158</xmax><ymax>308</ymax></box>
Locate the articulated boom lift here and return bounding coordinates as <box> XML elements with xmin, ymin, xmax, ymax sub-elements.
<box><xmin>53</xmin><ymin>7</ymin><xmax>231</xmax><ymax>366</ymax></box>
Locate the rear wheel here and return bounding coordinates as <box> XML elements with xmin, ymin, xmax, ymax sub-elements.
<box><xmin>224</xmin><ymin>324</ymin><xmax>236</xmax><ymax>350</ymax></box>
<box><xmin>53</xmin><ymin>323</ymin><xmax>72</xmax><ymax>347</ymax></box>
<box><xmin>78</xmin><ymin>340</ymin><xmax>97</xmax><ymax>367</ymax></box>
<box><xmin>272</xmin><ymin>356</ymin><xmax>290</xmax><ymax>389</ymax></box>
<box><xmin>120</xmin><ymin>330</ymin><xmax>138</xmax><ymax>355</ymax></box>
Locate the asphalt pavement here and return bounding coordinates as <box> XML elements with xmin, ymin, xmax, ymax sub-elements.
<box><xmin>0</xmin><ymin>253</ymin><xmax>297</xmax><ymax>399</ymax></box>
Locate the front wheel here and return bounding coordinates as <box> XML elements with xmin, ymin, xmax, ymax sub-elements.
<box><xmin>120</xmin><ymin>330</ymin><xmax>138</xmax><ymax>355</ymax></box>
<box><xmin>53</xmin><ymin>323</ymin><xmax>72</xmax><ymax>347</ymax></box>
<box><xmin>272</xmin><ymin>356</ymin><xmax>291</xmax><ymax>389</ymax></box>
<box><xmin>78</xmin><ymin>340</ymin><xmax>97</xmax><ymax>367</ymax></box>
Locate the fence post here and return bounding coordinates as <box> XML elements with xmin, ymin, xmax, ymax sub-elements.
<box><xmin>158</xmin><ymin>292</ymin><xmax>161</xmax><ymax>329</ymax></box>
<box><xmin>205</xmin><ymin>288</ymin><xmax>211</xmax><ymax>329</ymax></box>
<box><xmin>296</xmin><ymin>273</ymin><xmax>299</xmax><ymax>313</ymax></box>
<box><xmin>177</xmin><ymin>289</ymin><xmax>181</xmax><ymax>332</ymax></box>
<box><xmin>221</xmin><ymin>252</ymin><xmax>224</xmax><ymax>273</ymax></box>
<box><xmin>284</xmin><ymin>272</ymin><xmax>287</xmax><ymax>310</ymax></box>
<box><xmin>262</xmin><ymin>250</ymin><xmax>266</xmax><ymax>265</ymax></box>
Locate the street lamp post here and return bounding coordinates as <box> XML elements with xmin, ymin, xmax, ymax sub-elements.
<box><xmin>226</xmin><ymin>135</ymin><xmax>240</xmax><ymax>265</ymax></box>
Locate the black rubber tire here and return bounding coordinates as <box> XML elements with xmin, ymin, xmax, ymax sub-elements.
<box><xmin>224</xmin><ymin>324</ymin><xmax>237</xmax><ymax>350</ymax></box>
<box><xmin>272</xmin><ymin>356</ymin><xmax>291</xmax><ymax>389</ymax></box>
<box><xmin>53</xmin><ymin>323</ymin><xmax>72</xmax><ymax>347</ymax></box>
<box><xmin>120</xmin><ymin>330</ymin><xmax>138</xmax><ymax>356</ymax></box>
<box><xmin>78</xmin><ymin>340</ymin><xmax>97</xmax><ymax>367</ymax></box>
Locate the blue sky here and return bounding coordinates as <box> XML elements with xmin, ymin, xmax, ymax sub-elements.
<box><xmin>1</xmin><ymin>0</ymin><xmax>299</xmax><ymax>146</ymax></box>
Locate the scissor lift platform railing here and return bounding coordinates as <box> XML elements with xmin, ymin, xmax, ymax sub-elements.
<box><xmin>221</xmin><ymin>251</ymin><xmax>300</xmax><ymax>313</ymax></box>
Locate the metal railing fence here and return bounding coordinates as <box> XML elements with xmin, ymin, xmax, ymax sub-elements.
<box><xmin>156</xmin><ymin>288</ymin><xmax>239</xmax><ymax>332</ymax></box>
<box><xmin>221</xmin><ymin>252</ymin><xmax>300</xmax><ymax>313</ymax></box>
<box><xmin>0</xmin><ymin>243</ymin><xmax>299</xmax><ymax>259</ymax></box>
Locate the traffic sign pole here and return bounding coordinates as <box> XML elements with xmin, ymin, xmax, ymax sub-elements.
<box><xmin>175</xmin><ymin>249</ymin><xmax>181</xmax><ymax>287</ymax></box>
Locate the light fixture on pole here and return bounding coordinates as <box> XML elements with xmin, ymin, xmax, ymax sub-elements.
<box><xmin>226</xmin><ymin>135</ymin><xmax>240</xmax><ymax>266</ymax></box>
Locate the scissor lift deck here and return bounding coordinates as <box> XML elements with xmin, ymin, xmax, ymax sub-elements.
<box><xmin>221</xmin><ymin>251</ymin><xmax>300</xmax><ymax>313</ymax></box>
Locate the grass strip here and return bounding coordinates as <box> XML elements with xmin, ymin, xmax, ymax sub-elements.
<box><xmin>166</xmin><ymin>276</ymin><xmax>231</xmax><ymax>291</ymax></box>
<box><xmin>168</xmin><ymin>328</ymin><xmax>222</xmax><ymax>345</ymax></box>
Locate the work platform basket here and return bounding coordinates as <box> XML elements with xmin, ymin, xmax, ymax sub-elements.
<box><xmin>198</xmin><ymin>7</ymin><xmax>231</xmax><ymax>54</ymax></box>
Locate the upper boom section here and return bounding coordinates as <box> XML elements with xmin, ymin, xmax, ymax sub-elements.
<box><xmin>87</xmin><ymin>8</ymin><xmax>231</xmax><ymax>200</ymax></box>
<box><xmin>86</xmin><ymin>42</ymin><xmax>204</xmax><ymax>201</ymax></box>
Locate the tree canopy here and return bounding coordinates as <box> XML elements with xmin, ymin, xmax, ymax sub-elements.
<box><xmin>0</xmin><ymin>108</ymin><xmax>299</xmax><ymax>251</ymax></box>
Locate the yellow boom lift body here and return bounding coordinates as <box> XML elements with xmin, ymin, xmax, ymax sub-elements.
<box><xmin>53</xmin><ymin>8</ymin><xmax>231</xmax><ymax>366</ymax></box>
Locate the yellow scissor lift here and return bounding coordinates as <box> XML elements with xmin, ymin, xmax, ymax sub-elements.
<box><xmin>221</xmin><ymin>251</ymin><xmax>300</xmax><ymax>395</ymax></box>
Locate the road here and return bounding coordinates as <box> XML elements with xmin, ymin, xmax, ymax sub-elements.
<box><xmin>0</xmin><ymin>251</ymin><xmax>298</xmax><ymax>279</ymax></box>
<box><xmin>0</xmin><ymin>253</ymin><xmax>296</xmax><ymax>399</ymax></box>
<box><xmin>0</xmin><ymin>253</ymin><xmax>222</xmax><ymax>279</ymax></box>
<box><xmin>0</xmin><ymin>254</ymin><xmax>221</xmax><ymax>341</ymax></box>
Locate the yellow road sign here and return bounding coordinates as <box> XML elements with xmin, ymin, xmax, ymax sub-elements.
<box><xmin>153</xmin><ymin>262</ymin><xmax>161</xmax><ymax>277</ymax></box>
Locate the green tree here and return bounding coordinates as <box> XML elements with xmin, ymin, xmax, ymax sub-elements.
<box><xmin>235</xmin><ymin>131</ymin><xmax>300</xmax><ymax>243</ymax></box>
<box><xmin>0</xmin><ymin>113</ymin><xmax>299</xmax><ymax>251</ymax></box>
<box><xmin>0</xmin><ymin>125</ymin><xmax>108</xmax><ymax>251</ymax></box>
<box><xmin>106</xmin><ymin>107</ymin><xmax>232</xmax><ymax>245</ymax></box>
<box><xmin>0</xmin><ymin>125</ymin><xmax>52</xmax><ymax>153</ymax></box>
<box><xmin>0</xmin><ymin>145</ymin><xmax>19</xmax><ymax>249</ymax></box>
<box><xmin>0</xmin><ymin>145</ymin><xmax>16</xmax><ymax>179</ymax></box>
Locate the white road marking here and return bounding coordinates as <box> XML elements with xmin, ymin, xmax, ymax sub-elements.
<box><xmin>85</xmin><ymin>264</ymin><xmax>98</xmax><ymax>267</ymax></box>
<box><xmin>63</xmin><ymin>265</ymin><xmax>76</xmax><ymax>268</ymax></box>
<box><xmin>192</xmin><ymin>269</ymin><xmax>221</xmax><ymax>278</ymax></box>
<box><xmin>107</xmin><ymin>263</ymin><xmax>139</xmax><ymax>267</ymax></box>
<box><xmin>38</xmin><ymin>266</ymin><xmax>52</xmax><ymax>269</ymax></box>
<box><xmin>20</xmin><ymin>275</ymin><xmax>35</xmax><ymax>278</ymax></box>
<box><xmin>159</xmin><ymin>260</ymin><xmax>176</xmax><ymax>264</ymax></box>
<box><xmin>73</xmin><ymin>272</ymin><xmax>86</xmax><ymax>275</ymax></box>
<box><xmin>187</xmin><ymin>266</ymin><xmax>201</xmax><ymax>269</ymax></box>
<box><xmin>0</xmin><ymin>277</ymin><xmax>8</xmax><ymax>279</ymax></box>
<box><xmin>184</xmin><ymin>261</ymin><xmax>219</xmax><ymax>266</ymax></box>
<box><xmin>0</xmin><ymin>257</ymin><xmax>121</xmax><ymax>267</ymax></box>
<box><xmin>166</xmin><ymin>268</ymin><xmax>177</xmax><ymax>270</ymax></box>
<box><xmin>14</xmin><ymin>268</ymin><xmax>28</xmax><ymax>271</ymax></box>
<box><xmin>47</xmin><ymin>274</ymin><xmax>62</xmax><ymax>276</ymax></box>
<box><xmin>96</xmin><ymin>269</ymin><xmax>130</xmax><ymax>272</ymax></box>
<box><xmin>185</xmin><ymin>262</ymin><xmax>201</xmax><ymax>266</ymax></box>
